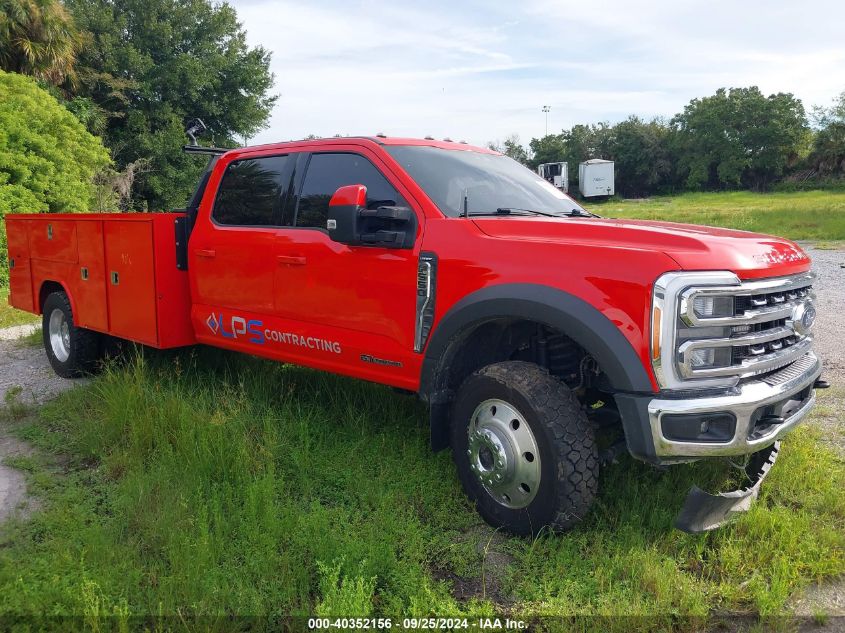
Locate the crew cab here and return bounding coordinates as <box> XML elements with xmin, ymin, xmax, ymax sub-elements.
<box><xmin>4</xmin><ymin>136</ymin><xmax>825</xmax><ymax>534</ymax></box>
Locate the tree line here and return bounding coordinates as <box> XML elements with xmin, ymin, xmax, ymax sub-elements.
<box><xmin>489</xmin><ymin>87</ymin><xmax>845</xmax><ymax>197</ymax></box>
<box><xmin>0</xmin><ymin>0</ymin><xmax>275</xmax><ymax>212</ymax></box>
<box><xmin>2</xmin><ymin>0</ymin><xmax>845</xmax><ymax>210</ymax></box>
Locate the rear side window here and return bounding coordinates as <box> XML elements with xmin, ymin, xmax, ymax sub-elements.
<box><xmin>296</xmin><ymin>153</ymin><xmax>405</xmax><ymax>229</ymax></box>
<box><xmin>213</xmin><ymin>155</ymin><xmax>291</xmax><ymax>226</ymax></box>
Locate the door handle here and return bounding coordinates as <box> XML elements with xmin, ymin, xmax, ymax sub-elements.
<box><xmin>195</xmin><ymin>249</ymin><xmax>216</xmax><ymax>258</ymax></box>
<box><xmin>277</xmin><ymin>255</ymin><xmax>306</xmax><ymax>266</ymax></box>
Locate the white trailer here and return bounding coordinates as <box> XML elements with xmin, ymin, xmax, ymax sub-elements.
<box><xmin>537</xmin><ymin>162</ymin><xmax>568</xmax><ymax>192</ymax></box>
<box><xmin>578</xmin><ymin>159</ymin><xmax>615</xmax><ymax>197</ymax></box>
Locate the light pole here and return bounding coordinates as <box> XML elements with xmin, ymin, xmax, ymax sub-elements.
<box><xmin>542</xmin><ymin>105</ymin><xmax>550</xmax><ymax>137</ymax></box>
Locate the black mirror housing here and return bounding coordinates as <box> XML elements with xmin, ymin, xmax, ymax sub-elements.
<box><xmin>327</xmin><ymin>184</ymin><xmax>367</xmax><ymax>245</ymax></box>
<box><xmin>327</xmin><ymin>184</ymin><xmax>416</xmax><ymax>249</ymax></box>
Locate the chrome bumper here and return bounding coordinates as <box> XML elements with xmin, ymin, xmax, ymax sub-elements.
<box><xmin>647</xmin><ymin>352</ymin><xmax>822</xmax><ymax>459</ymax></box>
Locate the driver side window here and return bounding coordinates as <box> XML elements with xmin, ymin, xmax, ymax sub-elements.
<box><xmin>296</xmin><ymin>153</ymin><xmax>405</xmax><ymax>229</ymax></box>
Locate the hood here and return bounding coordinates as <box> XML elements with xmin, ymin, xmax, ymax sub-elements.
<box><xmin>472</xmin><ymin>216</ymin><xmax>810</xmax><ymax>280</ymax></box>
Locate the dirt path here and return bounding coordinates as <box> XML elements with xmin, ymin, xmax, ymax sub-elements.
<box><xmin>0</xmin><ymin>326</ymin><xmax>84</xmax><ymax>527</ymax></box>
<box><xmin>0</xmin><ymin>325</ymin><xmax>87</xmax><ymax>406</ymax></box>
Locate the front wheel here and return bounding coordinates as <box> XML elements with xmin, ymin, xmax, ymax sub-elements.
<box><xmin>42</xmin><ymin>291</ymin><xmax>103</xmax><ymax>378</ymax></box>
<box><xmin>450</xmin><ymin>361</ymin><xmax>599</xmax><ymax>536</ymax></box>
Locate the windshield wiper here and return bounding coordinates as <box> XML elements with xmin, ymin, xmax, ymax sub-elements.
<box><xmin>467</xmin><ymin>207</ymin><xmax>598</xmax><ymax>219</ymax></box>
<box><xmin>496</xmin><ymin>207</ymin><xmax>560</xmax><ymax>218</ymax></box>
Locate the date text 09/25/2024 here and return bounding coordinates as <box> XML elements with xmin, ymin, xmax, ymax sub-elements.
<box><xmin>307</xmin><ymin>617</ymin><xmax>528</xmax><ymax>630</ymax></box>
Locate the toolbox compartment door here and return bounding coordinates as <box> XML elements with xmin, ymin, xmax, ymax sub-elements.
<box><xmin>74</xmin><ymin>220</ymin><xmax>109</xmax><ymax>332</ymax></box>
<box><xmin>104</xmin><ymin>220</ymin><xmax>158</xmax><ymax>344</ymax></box>
<box><xmin>6</xmin><ymin>218</ymin><xmax>35</xmax><ymax>312</ymax></box>
<box><xmin>28</xmin><ymin>218</ymin><xmax>78</xmax><ymax>264</ymax></box>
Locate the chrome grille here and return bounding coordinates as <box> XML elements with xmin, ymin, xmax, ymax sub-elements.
<box><xmin>676</xmin><ymin>272</ymin><xmax>815</xmax><ymax>381</ymax></box>
<box><xmin>734</xmin><ymin>285</ymin><xmax>812</xmax><ymax>317</ymax></box>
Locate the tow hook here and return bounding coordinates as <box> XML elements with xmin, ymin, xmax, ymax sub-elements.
<box><xmin>674</xmin><ymin>441</ymin><xmax>779</xmax><ymax>533</ymax></box>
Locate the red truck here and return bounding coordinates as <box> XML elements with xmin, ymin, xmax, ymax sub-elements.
<box><xmin>4</xmin><ymin>136</ymin><xmax>825</xmax><ymax>534</ymax></box>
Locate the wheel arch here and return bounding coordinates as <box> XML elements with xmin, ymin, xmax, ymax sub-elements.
<box><xmin>38</xmin><ymin>279</ymin><xmax>75</xmax><ymax>317</ymax></box>
<box><xmin>420</xmin><ymin>283</ymin><xmax>654</xmax><ymax>450</ymax></box>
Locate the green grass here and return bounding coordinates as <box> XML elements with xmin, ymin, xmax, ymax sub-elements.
<box><xmin>0</xmin><ymin>287</ymin><xmax>39</xmax><ymax>329</ymax></box>
<box><xmin>590</xmin><ymin>190</ymin><xmax>845</xmax><ymax>240</ymax></box>
<box><xmin>0</xmin><ymin>349</ymin><xmax>842</xmax><ymax>631</ymax></box>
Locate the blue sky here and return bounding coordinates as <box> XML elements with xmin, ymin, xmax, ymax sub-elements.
<box><xmin>231</xmin><ymin>0</ymin><xmax>845</xmax><ymax>148</ymax></box>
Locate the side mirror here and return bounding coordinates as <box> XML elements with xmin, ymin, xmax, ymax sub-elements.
<box><xmin>327</xmin><ymin>184</ymin><xmax>367</xmax><ymax>245</ymax></box>
<box><xmin>327</xmin><ymin>184</ymin><xmax>416</xmax><ymax>248</ymax></box>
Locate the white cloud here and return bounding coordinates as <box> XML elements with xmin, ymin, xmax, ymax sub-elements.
<box><xmin>231</xmin><ymin>0</ymin><xmax>845</xmax><ymax>147</ymax></box>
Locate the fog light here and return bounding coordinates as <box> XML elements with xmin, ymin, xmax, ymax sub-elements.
<box><xmin>693</xmin><ymin>295</ymin><xmax>734</xmax><ymax>318</ymax></box>
<box><xmin>662</xmin><ymin>412</ymin><xmax>736</xmax><ymax>443</ymax></box>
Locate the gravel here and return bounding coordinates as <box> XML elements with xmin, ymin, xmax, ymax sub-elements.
<box><xmin>0</xmin><ymin>328</ymin><xmax>87</xmax><ymax>407</ymax></box>
<box><xmin>801</xmin><ymin>243</ymin><xmax>845</xmax><ymax>385</ymax></box>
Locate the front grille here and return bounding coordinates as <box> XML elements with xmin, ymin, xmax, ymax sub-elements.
<box><xmin>677</xmin><ymin>273</ymin><xmax>815</xmax><ymax>380</ymax></box>
<box><xmin>734</xmin><ymin>285</ymin><xmax>812</xmax><ymax>317</ymax></box>
<box><xmin>731</xmin><ymin>318</ymin><xmax>796</xmax><ymax>363</ymax></box>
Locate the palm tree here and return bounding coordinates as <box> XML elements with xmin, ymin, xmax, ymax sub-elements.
<box><xmin>0</xmin><ymin>0</ymin><xmax>82</xmax><ymax>85</ymax></box>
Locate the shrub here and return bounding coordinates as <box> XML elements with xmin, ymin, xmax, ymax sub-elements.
<box><xmin>0</xmin><ymin>69</ymin><xmax>111</xmax><ymax>286</ymax></box>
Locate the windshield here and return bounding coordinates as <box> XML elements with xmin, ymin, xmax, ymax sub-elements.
<box><xmin>386</xmin><ymin>145</ymin><xmax>589</xmax><ymax>218</ymax></box>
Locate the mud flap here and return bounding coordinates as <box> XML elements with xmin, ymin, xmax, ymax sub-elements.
<box><xmin>674</xmin><ymin>441</ymin><xmax>780</xmax><ymax>534</ymax></box>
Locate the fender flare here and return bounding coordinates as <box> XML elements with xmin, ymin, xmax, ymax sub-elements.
<box><xmin>38</xmin><ymin>279</ymin><xmax>77</xmax><ymax>318</ymax></box>
<box><xmin>419</xmin><ymin>283</ymin><xmax>655</xmax><ymax>449</ymax></box>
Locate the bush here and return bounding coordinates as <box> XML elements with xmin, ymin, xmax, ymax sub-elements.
<box><xmin>0</xmin><ymin>69</ymin><xmax>111</xmax><ymax>286</ymax></box>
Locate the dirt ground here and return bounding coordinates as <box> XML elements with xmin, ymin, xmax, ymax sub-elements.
<box><xmin>0</xmin><ymin>244</ymin><xmax>843</xmax><ymax>615</ymax></box>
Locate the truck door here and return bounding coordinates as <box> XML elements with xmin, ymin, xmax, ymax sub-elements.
<box><xmin>270</xmin><ymin>149</ymin><xmax>423</xmax><ymax>387</ymax></box>
<box><xmin>189</xmin><ymin>153</ymin><xmax>295</xmax><ymax>321</ymax></box>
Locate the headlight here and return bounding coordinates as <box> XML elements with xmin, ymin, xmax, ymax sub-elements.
<box><xmin>692</xmin><ymin>295</ymin><xmax>734</xmax><ymax>318</ymax></box>
<box><xmin>687</xmin><ymin>347</ymin><xmax>732</xmax><ymax>369</ymax></box>
<box><xmin>689</xmin><ymin>348</ymin><xmax>714</xmax><ymax>368</ymax></box>
<box><xmin>652</xmin><ymin>271</ymin><xmax>742</xmax><ymax>390</ymax></box>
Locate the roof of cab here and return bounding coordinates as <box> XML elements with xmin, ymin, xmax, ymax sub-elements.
<box><xmin>234</xmin><ymin>135</ymin><xmax>499</xmax><ymax>156</ymax></box>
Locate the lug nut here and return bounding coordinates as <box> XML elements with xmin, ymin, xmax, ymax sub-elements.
<box><xmin>495</xmin><ymin>474</ymin><xmax>502</xmax><ymax>481</ymax></box>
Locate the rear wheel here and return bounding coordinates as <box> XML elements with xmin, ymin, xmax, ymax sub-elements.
<box><xmin>450</xmin><ymin>361</ymin><xmax>599</xmax><ymax>536</ymax></box>
<box><xmin>42</xmin><ymin>291</ymin><xmax>103</xmax><ymax>378</ymax></box>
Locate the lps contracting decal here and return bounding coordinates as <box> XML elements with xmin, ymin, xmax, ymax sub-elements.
<box><xmin>206</xmin><ymin>313</ymin><xmax>342</xmax><ymax>354</ymax></box>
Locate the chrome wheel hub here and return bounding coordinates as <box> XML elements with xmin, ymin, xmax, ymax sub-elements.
<box><xmin>48</xmin><ymin>308</ymin><xmax>71</xmax><ymax>363</ymax></box>
<box><xmin>467</xmin><ymin>399</ymin><xmax>541</xmax><ymax>509</ymax></box>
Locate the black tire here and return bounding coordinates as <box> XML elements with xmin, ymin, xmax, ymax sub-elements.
<box><xmin>450</xmin><ymin>361</ymin><xmax>599</xmax><ymax>536</ymax></box>
<box><xmin>42</xmin><ymin>291</ymin><xmax>103</xmax><ymax>378</ymax></box>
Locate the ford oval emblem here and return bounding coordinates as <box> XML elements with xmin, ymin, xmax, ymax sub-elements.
<box><xmin>791</xmin><ymin>302</ymin><xmax>816</xmax><ymax>336</ymax></box>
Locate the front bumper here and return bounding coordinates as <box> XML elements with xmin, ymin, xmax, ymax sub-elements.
<box><xmin>616</xmin><ymin>352</ymin><xmax>822</xmax><ymax>463</ymax></box>
<box><xmin>648</xmin><ymin>352</ymin><xmax>821</xmax><ymax>459</ymax></box>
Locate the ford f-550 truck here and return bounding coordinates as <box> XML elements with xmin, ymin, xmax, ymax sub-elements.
<box><xmin>4</xmin><ymin>136</ymin><xmax>825</xmax><ymax>535</ymax></box>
